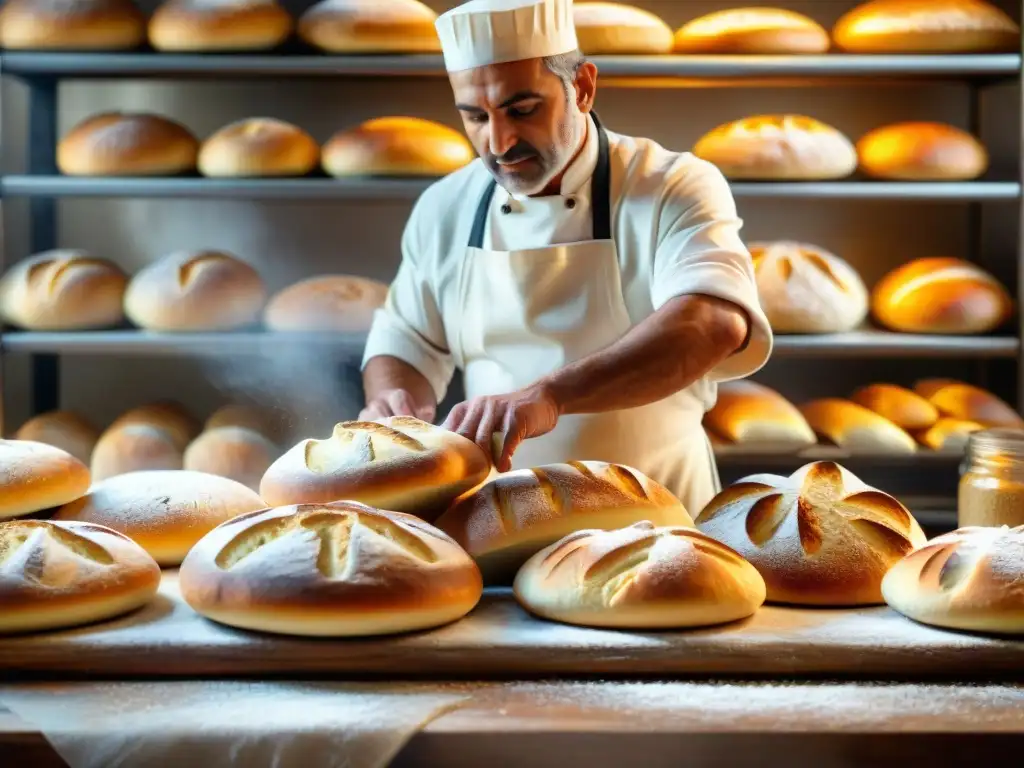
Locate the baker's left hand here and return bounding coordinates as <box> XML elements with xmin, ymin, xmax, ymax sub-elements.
<box><xmin>442</xmin><ymin>384</ymin><xmax>560</xmax><ymax>472</ymax></box>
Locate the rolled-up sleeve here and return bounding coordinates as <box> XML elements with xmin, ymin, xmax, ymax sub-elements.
<box><xmin>650</xmin><ymin>155</ymin><xmax>773</xmax><ymax>382</ymax></box>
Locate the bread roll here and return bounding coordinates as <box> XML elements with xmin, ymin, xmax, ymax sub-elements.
<box><xmin>109</xmin><ymin>401</ymin><xmax>201</xmax><ymax>450</ymax></box>
<box><xmin>0</xmin><ymin>440</ymin><xmax>91</xmax><ymax>521</ymax></box>
<box><xmin>913</xmin><ymin>379</ymin><xmax>1024</xmax><ymax>428</ymax></box>
<box><xmin>205</xmin><ymin>403</ymin><xmax>289</xmax><ymax>442</ymax></box>
<box><xmin>124</xmin><ymin>250</ymin><xmax>266</xmax><ymax>332</ymax></box>
<box><xmin>697</xmin><ymin>461</ymin><xmax>926</xmax><ymax>605</ymax></box>
<box><xmin>57</xmin><ymin>112</ymin><xmax>199</xmax><ymax>176</ymax></box>
<box><xmin>148</xmin><ymin>0</ymin><xmax>293</xmax><ymax>51</ymax></box>
<box><xmin>693</xmin><ymin>115</ymin><xmax>857</xmax><ymax>181</ymax></box>
<box><xmin>297</xmin><ymin>0</ymin><xmax>439</xmax><ymax>53</ymax></box>
<box><xmin>90</xmin><ymin>424</ymin><xmax>184</xmax><ymax>482</ymax></box>
<box><xmin>13</xmin><ymin>410</ymin><xmax>101</xmax><ymax>465</ymax></box>
<box><xmin>914</xmin><ymin>417</ymin><xmax>985</xmax><ymax>451</ymax></box>
<box><xmin>263</xmin><ymin>275</ymin><xmax>388</xmax><ymax>333</ymax></box>
<box><xmin>799</xmin><ymin>398</ymin><xmax>918</xmax><ymax>454</ymax></box>
<box><xmin>673</xmin><ymin>8</ymin><xmax>830</xmax><ymax>54</ymax></box>
<box><xmin>434</xmin><ymin>461</ymin><xmax>694</xmax><ymax>584</ymax></box>
<box><xmin>179</xmin><ymin>501</ymin><xmax>481</xmax><ymax>636</ymax></box>
<box><xmin>198</xmin><ymin>118</ymin><xmax>320</xmax><ymax>178</ymax></box>
<box><xmin>871</xmin><ymin>258</ymin><xmax>1012</xmax><ymax>335</ymax></box>
<box><xmin>0</xmin><ymin>520</ymin><xmax>160</xmax><ymax>635</ymax></box>
<box><xmin>572</xmin><ymin>2</ymin><xmax>674</xmax><ymax>54</ymax></box>
<box><xmin>260</xmin><ymin>416</ymin><xmax>491</xmax><ymax>521</ymax></box>
<box><xmin>849</xmin><ymin>383</ymin><xmax>939</xmax><ymax>431</ymax></box>
<box><xmin>514</xmin><ymin>521</ymin><xmax>765</xmax><ymax>629</ymax></box>
<box><xmin>857</xmin><ymin>122</ymin><xmax>988</xmax><ymax>181</ymax></box>
<box><xmin>322</xmin><ymin>117</ymin><xmax>474</xmax><ymax>178</ymax></box>
<box><xmin>0</xmin><ymin>0</ymin><xmax>145</xmax><ymax>50</ymax></box>
<box><xmin>0</xmin><ymin>250</ymin><xmax>127</xmax><ymax>331</ymax></box>
<box><xmin>833</xmin><ymin>0</ymin><xmax>1020</xmax><ymax>53</ymax></box>
<box><xmin>184</xmin><ymin>427</ymin><xmax>278</xmax><ymax>491</ymax></box>
<box><xmin>54</xmin><ymin>470</ymin><xmax>266</xmax><ymax>566</ymax></box>
<box><xmin>704</xmin><ymin>380</ymin><xmax>816</xmax><ymax>448</ymax></box>
<box><xmin>750</xmin><ymin>241</ymin><xmax>868</xmax><ymax>334</ymax></box>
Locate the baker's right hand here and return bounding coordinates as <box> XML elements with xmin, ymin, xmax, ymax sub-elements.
<box><xmin>359</xmin><ymin>389</ymin><xmax>436</xmax><ymax>423</ymax></box>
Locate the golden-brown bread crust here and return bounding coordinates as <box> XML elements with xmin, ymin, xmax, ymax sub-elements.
<box><xmin>57</xmin><ymin>112</ymin><xmax>199</xmax><ymax>176</ymax></box>
<box><xmin>322</xmin><ymin>117</ymin><xmax>474</xmax><ymax>177</ymax></box>
<box><xmin>13</xmin><ymin>410</ymin><xmax>101</xmax><ymax>465</ymax></box>
<box><xmin>198</xmin><ymin>118</ymin><xmax>320</xmax><ymax>177</ymax></box>
<box><xmin>674</xmin><ymin>7</ymin><xmax>830</xmax><ymax>54</ymax></box>
<box><xmin>108</xmin><ymin>401</ymin><xmax>201</xmax><ymax>450</ymax></box>
<box><xmin>260</xmin><ymin>416</ymin><xmax>491</xmax><ymax>521</ymax></box>
<box><xmin>833</xmin><ymin>0</ymin><xmax>1020</xmax><ymax>53</ymax></box>
<box><xmin>184</xmin><ymin>427</ymin><xmax>278</xmax><ymax>492</ymax></box>
<box><xmin>912</xmin><ymin>379</ymin><xmax>1024</xmax><ymax>427</ymax></box>
<box><xmin>693</xmin><ymin>115</ymin><xmax>857</xmax><ymax>181</ymax></box>
<box><xmin>799</xmin><ymin>398</ymin><xmax>918</xmax><ymax>454</ymax></box>
<box><xmin>849</xmin><ymin>383</ymin><xmax>939</xmax><ymax>431</ymax></box>
<box><xmin>871</xmin><ymin>257</ymin><xmax>1012</xmax><ymax>335</ymax></box>
<box><xmin>263</xmin><ymin>275</ymin><xmax>388</xmax><ymax>332</ymax></box>
<box><xmin>913</xmin><ymin>417</ymin><xmax>985</xmax><ymax>451</ymax></box>
<box><xmin>90</xmin><ymin>424</ymin><xmax>184</xmax><ymax>482</ymax></box>
<box><xmin>297</xmin><ymin>0</ymin><xmax>439</xmax><ymax>53</ymax></box>
<box><xmin>0</xmin><ymin>0</ymin><xmax>145</xmax><ymax>50</ymax></box>
<box><xmin>572</xmin><ymin>2</ymin><xmax>674</xmax><ymax>54</ymax></box>
<box><xmin>857</xmin><ymin>122</ymin><xmax>988</xmax><ymax>181</ymax></box>
<box><xmin>0</xmin><ymin>440</ymin><xmax>92</xmax><ymax>520</ymax></box>
<box><xmin>123</xmin><ymin>250</ymin><xmax>267</xmax><ymax>331</ymax></box>
<box><xmin>882</xmin><ymin>525</ymin><xmax>1024</xmax><ymax>634</ymax></box>
<box><xmin>148</xmin><ymin>0</ymin><xmax>293</xmax><ymax>51</ymax></box>
<box><xmin>0</xmin><ymin>519</ymin><xmax>161</xmax><ymax>635</ymax></box>
<box><xmin>514</xmin><ymin>521</ymin><xmax>766</xmax><ymax>628</ymax></box>
<box><xmin>178</xmin><ymin>501</ymin><xmax>482</xmax><ymax>636</ymax></box>
<box><xmin>704</xmin><ymin>380</ymin><xmax>816</xmax><ymax>447</ymax></box>
<box><xmin>205</xmin><ymin>403</ymin><xmax>290</xmax><ymax>442</ymax></box>
<box><xmin>697</xmin><ymin>460</ymin><xmax>926</xmax><ymax>605</ymax></box>
<box><xmin>54</xmin><ymin>469</ymin><xmax>267</xmax><ymax>566</ymax></box>
<box><xmin>0</xmin><ymin>250</ymin><xmax>127</xmax><ymax>331</ymax></box>
<box><xmin>749</xmin><ymin>241</ymin><xmax>868</xmax><ymax>333</ymax></box>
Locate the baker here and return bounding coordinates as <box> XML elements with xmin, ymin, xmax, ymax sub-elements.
<box><xmin>360</xmin><ymin>0</ymin><xmax>772</xmax><ymax>514</ymax></box>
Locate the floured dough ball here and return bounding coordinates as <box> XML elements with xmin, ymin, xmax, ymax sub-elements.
<box><xmin>0</xmin><ymin>440</ymin><xmax>92</xmax><ymax>521</ymax></box>
<box><xmin>0</xmin><ymin>0</ymin><xmax>145</xmax><ymax>50</ymax></box>
<box><xmin>263</xmin><ymin>275</ymin><xmax>388</xmax><ymax>333</ymax></box>
<box><xmin>184</xmin><ymin>427</ymin><xmax>278</xmax><ymax>492</ymax></box>
<box><xmin>148</xmin><ymin>0</ymin><xmax>294</xmax><ymax>51</ymax></box>
<box><xmin>13</xmin><ymin>410</ymin><xmax>101</xmax><ymax>465</ymax></box>
<box><xmin>297</xmin><ymin>0</ymin><xmax>440</xmax><ymax>53</ymax></box>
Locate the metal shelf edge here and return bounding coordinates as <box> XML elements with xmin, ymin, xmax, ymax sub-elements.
<box><xmin>772</xmin><ymin>333</ymin><xmax>1019</xmax><ymax>358</ymax></box>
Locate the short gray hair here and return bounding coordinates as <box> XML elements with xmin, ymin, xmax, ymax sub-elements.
<box><xmin>543</xmin><ymin>49</ymin><xmax>587</xmax><ymax>94</ymax></box>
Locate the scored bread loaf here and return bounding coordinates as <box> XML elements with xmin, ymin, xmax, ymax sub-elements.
<box><xmin>13</xmin><ymin>410</ymin><xmax>101</xmax><ymax>465</ymax></box>
<box><xmin>857</xmin><ymin>122</ymin><xmax>988</xmax><ymax>181</ymax></box>
<box><xmin>148</xmin><ymin>0</ymin><xmax>294</xmax><ymax>51</ymax></box>
<box><xmin>108</xmin><ymin>401</ymin><xmax>201</xmax><ymax>450</ymax></box>
<box><xmin>799</xmin><ymin>398</ymin><xmax>918</xmax><ymax>454</ymax></box>
<box><xmin>514</xmin><ymin>521</ymin><xmax>766</xmax><ymax>629</ymax></box>
<box><xmin>0</xmin><ymin>440</ymin><xmax>91</xmax><ymax>521</ymax></box>
<box><xmin>90</xmin><ymin>424</ymin><xmax>184</xmax><ymax>481</ymax></box>
<box><xmin>57</xmin><ymin>112</ymin><xmax>199</xmax><ymax>176</ymax></box>
<box><xmin>297</xmin><ymin>0</ymin><xmax>440</xmax><ymax>53</ymax></box>
<box><xmin>674</xmin><ymin>7</ymin><xmax>830</xmax><ymax>54</ymax></box>
<box><xmin>914</xmin><ymin>417</ymin><xmax>985</xmax><ymax>451</ymax></box>
<box><xmin>0</xmin><ymin>520</ymin><xmax>161</xmax><ymax>635</ymax></box>
<box><xmin>184</xmin><ymin>427</ymin><xmax>278</xmax><ymax>492</ymax></box>
<box><xmin>572</xmin><ymin>2</ymin><xmax>674</xmax><ymax>54</ymax></box>
<box><xmin>179</xmin><ymin>501</ymin><xmax>482</xmax><ymax>636</ymax></box>
<box><xmin>322</xmin><ymin>117</ymin><xmax>474</xmax><ymax>178</ymax></box>
<box><xmin>849</xmin><ymin>383</ymin><xmax>939</xmax><ymax>431</ymax></box>
<box><xmin>198</xmin><ymin>118</ymin><xmax>320</xmax><ymax>178</ymax></box>
<box><xmin>913</xmin><ymin>379</ymin><xmax>1023</xmax><ymax>428</ymax></box>
<box><xmin>704</xmin><ymin>380</ymin><xmax>816</xmax><ymax>448</ymax></box>
<box><xmin>0</xmin><ymin>0</ymin><xmax>145</xmax><ymax>50</ymax></box>
<box><xmin>697</xmin><ymin>461</ymin><xmax>926</xmax><ymax>605</ymax></box>
<box><xmin>263</xmin><ymin>275</ymin><xmax>388</xmax><ymax>332</ymax></box>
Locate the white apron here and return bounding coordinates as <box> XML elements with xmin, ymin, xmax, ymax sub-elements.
<box><xmin>452</xmin><ymin>116</ymin><xmax>721</xmax><ymax>516</ymax></box>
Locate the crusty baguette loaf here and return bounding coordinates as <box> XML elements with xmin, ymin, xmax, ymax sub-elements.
<box><xmin>297</xmin><ymin>0</ymin><xmax>440</xmax><ymax>53</ymax></box>
<box><xmin>857</xmin><ymin>122</ymin><xmax>988</xmax><ymax>181</ymax></box>
<box><xmin>0</xmin><ymin>440</ymin><xmax>91</xmax><ymax>520</ymax></box>
<box><xmin>573</xmin><ymin>2</ymin><xmax>674</xmax><ymax>54</ymax></box>
<box><xmin>704</xmin><ymin>380</ymin><xmax>816</xmax><ymax>447</ymax></box>
<box><xmin>0</xmin><ymin>0</ymin><xmax>145</xmax><ymax>50</ymax></box>
<box><xmin>913</xmin><ymin>417</ymin><xmax>985</xmax><ymax>451</ymax></box>
<box><xmin>148</xmin><ymin>0</ymin><xmax>293</xmax><ymax>51</ymax></box>
<box><xmin>849</xmin><ymin>383</ymin><xmax>939</xmax><ymax>431</ymax></box>
<box><xmin>321</xmin><ymin>117</ymin><xmax>473</xmax><ymax>177</ymax></box>
<box><xmin>674</xmin><ymin>7</ymin><xmax>830</xmax><ymax>54</ymax></box>
<box><xmin>799</xmin><ymin>398</ymin><xmax>918</xmax><ymax>454</ymax></box>
<box><xmin>13</xmin><ymin>410</ymin><xmax>100</xmax><ymax>465</ymax></box>
<box><xmin>912</xmin><ymin>379</ymin><xmax>1023</xmax><ymax>428</ymax></box>
<box><xmin>57</xmin><ymin>112</ymin><xmax>199</xmax><ymax>176</ymax></box>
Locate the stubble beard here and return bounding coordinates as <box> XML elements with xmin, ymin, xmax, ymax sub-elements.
<box><xmin>499</xmin><ymin>102</ymin><xmax>585</xmax><ymax>197</ymax></box>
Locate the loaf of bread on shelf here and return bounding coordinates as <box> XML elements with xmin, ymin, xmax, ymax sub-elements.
<box><xmin>849</xmin><ymin>383</ymin><xmax>939</xmax><ymax>431</ymax></box>
<box><xmin>321</xmin><ymin>117</ymin><xmax>474</xmax><ymax>178</ymax></box>
<box><xmin>871</xmin><ymin>257</ymin><xmax>1013</xmax><ymax>335</ymax></box>
<box><xmin>148</xmin><ymin>0</ymin><xmax>293</xmax><ymax>51</ymax></box>
<box><xmin>108</xmin><ymin>401</ymin><xmax>201</xmax><ymax>450</ymax></box>
<box><xmin>13</xmin><ymin>410</ymin><xmax>101</xmax><ymax>465</ymax></box>
<box><xmin>673</xmin><ymin>7</ymin><xmax>830</xmax><ymax>54</ymax></box>
<box><xmin>184</xmin><ymin>426</ymin><xmax>278</xmax><ymax>492</ymax></box>
<box><xmin>434</xmin><ymin>461</ymin><xmax>694</xmax><ymax>584</ymax></box>
<box><xmin>857</xmin><ymin>122</ymin><xmax>988</xmax><ymax>181</ymax></box>
<box><xmin>297</xmin><ymin>0</ymin><xmax>440</xmax><ymax>53</ymax></box>
<box><xmin>0</xmin><ymin>440</ymin><xmax>91</xmax><ymax>520</ymax></box>
<box><xmin>749</xmin><ymin>241</ymin><xmax>868</xmax><ymax>334</ymax></box>
<box><xmin>123</xmin><ymin>250</ymin><xmax>266</xmax><ymax>332</ymax></box>
<box><xmin>58</xmin><ymin>112</ymin><xmax>199</xmax><ymax>176</ymax></box>
<box><xmin>913</xmin><ymin>379</ymin><xmax>1024</xmax><ymax>428</ymax></box>
<box><xmin>0</xmin><ymin>520</ymin><xmax>161</xmax><ymax>635</ymax></box>
<box><xmin>833</xmin><ymin>0</ymin><xmax>1020</xmax><ymax>53</ymax></box>
<box><xmin>914</xmin><ymin>417</ymin><xmax>985</xmax><ymax>451</ymax></box>
<box><xmin>263</xmin><ymin>275</ymin><xmax>389</xmax><ymax>332</ymax></box>
<box><xmin>198</xmin><ymin>118</ymin><xmax>320</xmax><ymax>178</ymax></box>
<box><xmin>90</xmin><ymin>424</ymin><xmax>184</xmax><ymax>481</ymax></box>
<box><xmin>799</xmin><ymin>398</ymin><xmax>918</xmax><ymax>454</ymax></box>
<box><xmin>697</xmin><ymin>461</ymin><xmax>926</xmax><ymax>605</ymax></box>
<box><xmin>205</xmin><ymin>403</ymin><xmax>289</xmax><ymax>442</ymax></box>
<box><xmin>0</xmin><ymin>0</ymin><xmax>145</xmax><ymax>50</ymax></box>
<box><xmin>514</xmin><ymin>521</ymin><xmax>766</xmax><ymax>629</ymax></box>
<box><xmin>572</xmin><ymin>2</ymin><xmax>673</xmax><ymax>54</ymax></box>
<box><xmin>693</xmin><ymin>115</ymin><xmax>858</xmax><ymax>181</ymax></box>
<box><xmin>704</xmin><ymin>380</ymin><xmax>816</xmax><ymax>448</ymax></box>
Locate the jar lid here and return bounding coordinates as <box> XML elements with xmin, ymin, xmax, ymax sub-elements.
<box><xmin>968</xmin><ymin>427</ymin><xmax>1024</xmax><ymax>458</ymax></box>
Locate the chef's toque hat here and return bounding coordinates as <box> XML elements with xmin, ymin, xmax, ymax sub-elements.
<box><xmin>436</xmin><ymin>0</ymin><xmax>578</xmax><ymax>73</ymax></box>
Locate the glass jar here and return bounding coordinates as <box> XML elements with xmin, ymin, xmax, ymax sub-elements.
<box><xmin>958</xmin><ymin>428</ymin><xmax>1024</xmax><ymax>528</ymax></box>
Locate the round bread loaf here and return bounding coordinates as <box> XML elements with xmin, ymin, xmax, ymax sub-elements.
<box><xmin>57</xmin><ymin>112</ymin><xmax>199</xmax><ymax>176</ymax></box>
<box><xmin>857</xmin><ymin>122</ymin><xmax>988</xmax><ymax>181</ymax></box>
<box><xmin>871</xmin><ymin>257</ymin><xmax>1012</xmax><ymax>335</ymax></box>
<box><xmin>0</xmin><ymin>0</ymin><xmax>145</xmax><ymax>50</ymax></box>
<box><xmin>260</xmin><ymin>416</ymin><xmax>491</xmax><ymax>520</ymax></box>
<box><xmin>750</xmin><ymin>241</ymin><xmax>868</xmax><ymax>334</ymax></box>
<box><xmin>674</xmin><ymin>7</ymin><xmax>830</xmax><ymax>54</ymax></box>
<box><xmin>322</xmin><ymin>117</ymin><xmax>474</xmax><ymax>178</ymax></box>
<box><xmin>184</xmin><ymin>427</ymin><xmax>278</xmax><ymax>491</ymax></box>
<box><xmin>0</xmin><ymin>440</ymin><xmax>91</xmax><ymax>521</ymax></box>
<box><xmin>914</xmin><ymin>417</ymin><xmax>985</xmax><ymax>451</ymax></box>
<box><xmin>124</xmin><ymin>250</ymin><xmax>266</xmax><ymax>332</ymax></box>
<box><xmin>849</xmin><ymin>383</ymin><xmax>939</xmax><ymax>431</ymax></box>
<box><xmin>434</xmin><ymin>461</ymin><xmax>694</xmax><ymax>585</ymax></box>
<box><xmin>0</xmin><ymin>520</ymin><xmax>161</xmax><ymax>635</ymax></box>
<box><xmin>913</xmin><ymin>379</ymin><xmax>1023</xmax><ymax>428</ymax></box>
<box><xmin>882</xmin><ymin>525</ymin><xmax>1024</xmax><ymax>634</ymax></box>
<box><xmin>572</xmin><ymin>2</ymin><xmax>674</xmax><ymax>54</ymax></box>
<box><xmin>833</xmin><ymin>0</ymin><xmax>1020</xmax><ymax>53</ymax></box>
<box><xmin>13</xmin><ymin>410</ymin><xmax>101</xmax><ymax>465</ymax></box>
<box><xmin>90</xmin><ymin>424</ymin><xmax>184</xmax><ymax>482</ymax></box>
<box><xmin>704</xmin><ymin>380</ymin><xmax>816</xmax><ymax>448</ymax></box>
<box><xmin>148</xmin><ymin>0</ymin><xmax>293</xmax><ymax>51</ymax></box>
<box><xmin>697</xmin><ymin>461</ymin><xmax>926</xmax><ymax>605</ymax></box>
<box><xmin>799</xmin><ymin>398</ymin><xmax>918</xmax><ymax>454</ymax></box>
<box><xmin>0</xmin><ymin>250</ymin><xmax>127</xmax><ymax>331</ymax></box>
<box><xmin>108</xmin><ymin>401</ymin><xmax>201</xmax><ymax>450</ymax></box>
<box><xmin>514</xmin><ymin>521</ymin><xmax>766</xmax><ymax>629</ymax></box>
<box><xmin>263</xmin><ymin>275</ymin><xmax>388</xmax><ymax>332</ymax></box>
<box><xmin>693</xmin><ymin>115</ymin><xmax>858</xmax><ymax>181</ymax></box>
<box><xmin>198</xmin><ymin>118</ymin><xmax>320</xmax><ymax>178</ymax></box>
<box><xmin>205</xmin><ymin>403</ymin><xmax>289</xmax><ymax>441</ymax></box>
<box><xmin>54</xmin><ymin>470</ymin><xmax>267</xmax><ymax>566</ymax></box>
<box><xmin>297</xmin><ymin>0</ymin><xmax>439</xmax><ymax>53</ymax></box>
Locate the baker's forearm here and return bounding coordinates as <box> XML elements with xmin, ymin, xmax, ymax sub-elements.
<box><xmin>362</xmin><ymin>355</ymin><xmax>438</xmax><ymax>419</ymax></box>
